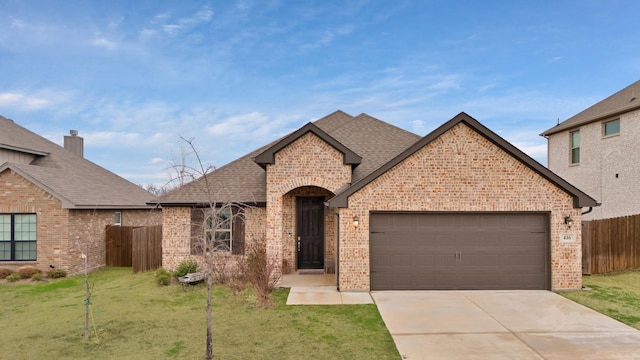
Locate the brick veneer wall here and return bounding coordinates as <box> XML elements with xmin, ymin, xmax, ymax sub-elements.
<box><xmin>339</xmin><ymin>123</ymin><xmax>582</xmax><ymax>291</ymax></box>
<box><xmin>162</xmin><ymin>206</ymin><xmax>191</xmax><ymax>270</ymax></box>
<box><xmin>265</xmin><ymin>132</ymin><xmax>352</xmax><ymax>277</ymax></box>
<box><xmin>161</xmin><ymin>205</ymin><xmax>266</xmax><ymax>271</ymax></box>
<box><xmin>0</xmin><ymin>169</ymin><xmax>161</xmax><ymax>275</ymax></box>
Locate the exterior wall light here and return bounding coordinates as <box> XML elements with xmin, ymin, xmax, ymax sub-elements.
<box><xmin>353</xmin><ymin>216</ymin><xmax>359</xmax><ymax>229</ymax></box>
<box><xmin>564</xmin><ymin>216</ymin><xmax>574</xmax><ymax>229</ymax></box>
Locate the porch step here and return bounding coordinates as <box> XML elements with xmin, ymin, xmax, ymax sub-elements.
<box><xmin>298</xmin><ymin>269</ymin><xmax>325</xmax><ymax>275</ymax></box>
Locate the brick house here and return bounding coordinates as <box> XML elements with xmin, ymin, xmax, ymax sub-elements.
<box><xmin>541</xmin><ymin>80</ymin><xmax>640</xmax><ymax>220</ymax></box>
<box><xmin>0</xmin><ymin>115</ymin><xmax>161</xmax><ymax>275</ymax></box>
<box><xmin>158</xmin><ymin>111</ymin><xmax>596</xmax><ymax>291</ymax></box>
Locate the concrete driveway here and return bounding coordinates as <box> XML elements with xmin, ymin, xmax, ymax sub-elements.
<box><xmin>371</xmin><ymin>291</ymin><xmax>640</xmax><ymax>360</ymax></box>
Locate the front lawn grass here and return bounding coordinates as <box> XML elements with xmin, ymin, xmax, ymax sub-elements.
<box><xmin>560</xmin><ymin>270</ymin><xmax>640</xmax><ymax>330</ymax></box>
<box><xmin>0</xmin><ymin>267</ymin><xmax>399</xmax><ymax>360</ymax></box>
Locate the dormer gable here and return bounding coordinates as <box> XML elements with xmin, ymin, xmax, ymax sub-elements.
<box><xmin>253</xmin><ymin>122</ymin><xmax>362</xmax><ymax>169</ymax></box>
<box><xmin>0</xmin><ymin>143</ymin><xmax>49</xmax><ymax>165</ymax></box>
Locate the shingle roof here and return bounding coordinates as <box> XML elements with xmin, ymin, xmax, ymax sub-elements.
<box><xmin>315</xmin><ymin>112</ymin><xmax>421</xmax><ymax>183</ymax></box>
<box><xmin>541</xmin><ymin>80</ymin><xmax>640</xmax><ymax>136</ymax></box>
<box><xmin>328</xmin><ymin>112</ymin><xmax>598</xmax><ymax>209</ymax></box>
<box><xmin>0</xmin><ymin>115</ymin><xmax>157</xmax><ymax>209</ymax></box>
<box><xmin>157</xmin><ymin>145</ymin><xmax>269</xmax><ymax>205</ymax></box>
<box><xmin>158</xmin><ymin>110</ymin><xmax>421</xmax><ymax>205</ymax></box>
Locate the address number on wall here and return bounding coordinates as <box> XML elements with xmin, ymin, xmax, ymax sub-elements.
<box><xmin>560</xmin><ymin>234</ymin><xmax>575</xmax><ymax>243</ymax></box>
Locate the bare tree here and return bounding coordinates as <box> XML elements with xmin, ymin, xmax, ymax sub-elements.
<box><xmin>173</xmin><ymin>137</ymin><xmax>231</xmax><ymax>360</ymax></box>
<box><xmin>169</xmin><ymin>136</ymin><xmax>281</xmax><ymax>358</ymax></box>
<box><xmin>74</xmin><ymin>211</ymin><xmax>100</xmax><ymax>341</ymax></box>
<box><xmin>76</xmin><ymin>208</ymin><xmax>160</xmax><ymax>341</ymax></box>
<box><xmin>140</xmin><ymin>183</ymin><xmax>165</xmax><ymax>196</ymax></box>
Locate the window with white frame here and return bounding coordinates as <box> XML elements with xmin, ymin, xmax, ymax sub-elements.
<box><xmin>570</xmin><ymin>130</ymin><xmax>580</xmax><ymax>164</ymax></box>
<box><xmin>603</xmin><ymin>119</ymin><xmax>620</xmax><ymax>136</ymax></box>
<box><xmin>114</xmin><ymin>212</ymin><xmax>122</xmax><ymax>226</ymax></box>
<box><xmin>0</xmin><ymin>214</ymin><xmax>37</xmax><ymax>261</ymax></box>
<box><xmin>205</xmin><ymin>208</ymin><xmax>232</xmax><ymax>252</ymax></box>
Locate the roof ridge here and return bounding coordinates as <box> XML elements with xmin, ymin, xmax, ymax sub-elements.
<box><xmin>312</xmin><ymin>109</ymin><xmax>354</xmax><ymax>133</ymax></box>
<box><xmin>353</xmin><ymin>113</ymin><xmax>421</xmax><ymax>138</ymax></box>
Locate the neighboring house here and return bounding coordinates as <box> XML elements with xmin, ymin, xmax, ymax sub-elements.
<box><xmin>0</xmin><ymin>115</ymin><xmax>161</xmax><ymax>275</ymax></box>
<box><xmin>158</xmin><ymin>111</ymin><xmax>596</xmax><ymax>291</ymax></box>
<box><xmin>541</xmin><ymin>80</ymin><xmax>640</xmax><ymax>220</ymax></box>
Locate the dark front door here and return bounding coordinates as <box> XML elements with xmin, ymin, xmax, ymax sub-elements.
<box><xmin>297</xmin><ymin>197</ymin><xmax>325</xmax><ymax>269</ymax></box>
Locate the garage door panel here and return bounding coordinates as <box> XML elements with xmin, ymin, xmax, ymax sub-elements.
<box><xmin>370</xmin><ymin>213</ymin><xmax>549</xmax><ymax>291</ymax></box>
<box><xmin>435</xmin><ymin>215</ymin><xmax>458</xmax><ymax>228</ymax></box>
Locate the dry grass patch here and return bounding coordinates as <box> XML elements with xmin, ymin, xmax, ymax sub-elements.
<box><xmin>0</xmin><ymin>267</ymin><xmax>398</xmax><ymax>360</ymax></box>
<box><xmin>560</xmin><ymin>270</ymin><xmax>640</xmax><ymax>330</ymax></box>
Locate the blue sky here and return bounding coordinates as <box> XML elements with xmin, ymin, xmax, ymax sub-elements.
<box><xmin>1</xmin><ymin>1</ymin><xmax>639</xmax><ymax>187</ymax></box>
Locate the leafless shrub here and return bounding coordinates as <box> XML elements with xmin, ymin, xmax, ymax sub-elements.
<box><xmin>241</xmin><ymin>240</ymin><xmax>281</xmax><ymax>309</ymax></box>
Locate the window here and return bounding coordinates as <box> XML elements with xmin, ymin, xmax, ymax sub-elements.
<box><xmin>570</xmin><ymin>130</ymin><xmax>580</xmax><ymax>164</ymax></box>
<box><xmin>604</xmin><ymin>119</ymin><xmax>620</xmax><ymax>136</ymax></box>
<box><xmin>0</xmin><ymin>214</ymin><xmax>37</xmax><ymax>261</ymax></box>
<box><xmin>205</xmin><ymin>208</ymin><xmax>232</xmax><ymax>252</ymax></box>
<box><xmin>114</xmin><ymin>212</ymin><xmax>122</xmax><ymax>226</ymax></box>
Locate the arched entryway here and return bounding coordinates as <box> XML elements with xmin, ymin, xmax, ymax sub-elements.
<box><xmin>281</xmin><ymin>186</ymin><xmax>336</xmax><ymax>274</ymax></box>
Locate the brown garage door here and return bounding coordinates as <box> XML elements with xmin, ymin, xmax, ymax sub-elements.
<box><xmin>370</xmin><ymin>212</ymin><xmax>549</xmax><ymax>290</ymax></box>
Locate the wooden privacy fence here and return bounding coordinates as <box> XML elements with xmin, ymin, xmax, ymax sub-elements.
<box><xmin>582</xmin><ymin>214</ymin><xmax>640</xmax><ymax>274</ymax></box>
<box><xmin>106</xmin><ymin>225</ymin><xmax>163</xmax><ymax>273</ymax></box>
<box><xmin>132</xmin><ymin>225</ymin><xmax>163</xmax><ymax>273</ymax></box>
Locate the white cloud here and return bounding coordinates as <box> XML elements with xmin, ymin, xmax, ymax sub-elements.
<box><xmin>147</xmin><ymin>5</ymin><xmax>213</xmax><ymax>37</ymax></box>
<box><xmin>193</xmin><ymin>7</ymin><xmax>214</xmax><ymax>22</ymax></box>
<box><xmin>162</xmin><ymin>24</ymin><xmax>182</xmax><ymax>35</ymax></box>
<box><xmin>302</xmin><ymin>25</ymin><xmax>355</xmax><ymax>50</ymax></box>
<box><xmin>138</xmin><ymin>28</ymin><xmax>158</xmax><ymax>40</ymax></box>
<box><xmin>206</xmin><ymin>112</ymin><xmax>271</xmax><ymax>137</ymax></box>
<box><xmin>0</xmin><ymin>92</ymin><xmax>50</xmax><ymax>110</ymax></box>
<box><xmin>150</xmin><ymin>157</ymin><xmax>164</xmax><ymax>164</ymax></box>
<box><xmin>10</xmin><ymin>17</ymin><xmax>26</xmax><ymax>29</ymax></box>
<box><xmin>92</xmin><ymin>37</ymin><xmax>117</xmax><ymax>50</ymax></box>
<box><xmin>512</xmin><ymin>142</ymin><xmax>547</xmax><ymax>164</ymax></box>
<box><xmin>84</xmin><ymin>131</ymin><xmax>140</xmax><ymax>146</ymax></box>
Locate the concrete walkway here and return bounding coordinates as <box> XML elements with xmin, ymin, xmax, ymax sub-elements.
<box><xmin>372</xmin><ymin>290</ymin><xmax>640</xmax><ymax>360</ymax></box>
<box><xmin>280</xmin><ymin>272</ymin><xmax>373</xmax><ymax>305</ymax></box>
<box><xmin>286</xmin><ymin>286</ymin><xmax>374</xmax><ymax>305</ymax></box>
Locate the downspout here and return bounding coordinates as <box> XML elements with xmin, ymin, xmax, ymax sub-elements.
<box><xmin>326</xmin><ymin>205</ymin><xmax>340</xmax><ymax>291</ymax></box>
<box><xmin>581</xmin><ymin>207</ymin><xmax>593</xmax><ymax>216</ymax></box>
<box><xmin>582</xmin><ymin>203</ymin><xmax>601</xmax><ymax>216</ymax></box>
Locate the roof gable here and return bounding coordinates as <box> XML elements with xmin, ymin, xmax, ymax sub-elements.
<box><xmin>541</xmin><ymin>79</ymin><xmax>640</xmax><ymax>136</ymax></box>
<box><xmin>328</xmin><ymin>112</ymin><xmax>598</xmax><ymax>209</ymax></box>
<box><xmin>253</xmin><ymin>122</ymin><xmax>362</xmax><ymax>169</ymax></box>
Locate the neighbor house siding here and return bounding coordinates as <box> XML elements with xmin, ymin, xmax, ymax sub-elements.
<box><xmin>265</xmin><ymin>132</ymin><xmax>351</xmax><ymax>275</ymax></box>
<box><xmin>0</xmin><ymin>169</ymin><xmax>161</xmax><ymax>275</ymax></box>
<box><xmin>339</xmin><ymin>123</ymin><xmax>581</xmax><ymax>291</ymax></box>
<box><xmin>547</xmin><ymin>108</ymin><xmax>640</xmax><ymax>220</ymax></box>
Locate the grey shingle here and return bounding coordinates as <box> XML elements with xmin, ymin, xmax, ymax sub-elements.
<box><xmin>0</xmin><ymin>115</ymin><xmax>157</xmax><ymax>209</ymax></box>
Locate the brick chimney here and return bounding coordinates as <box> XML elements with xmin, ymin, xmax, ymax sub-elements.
<box><xmin>64</xmin><ymin>130</ymin><xmax>84</xmax><ymax>157</ymax></box>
